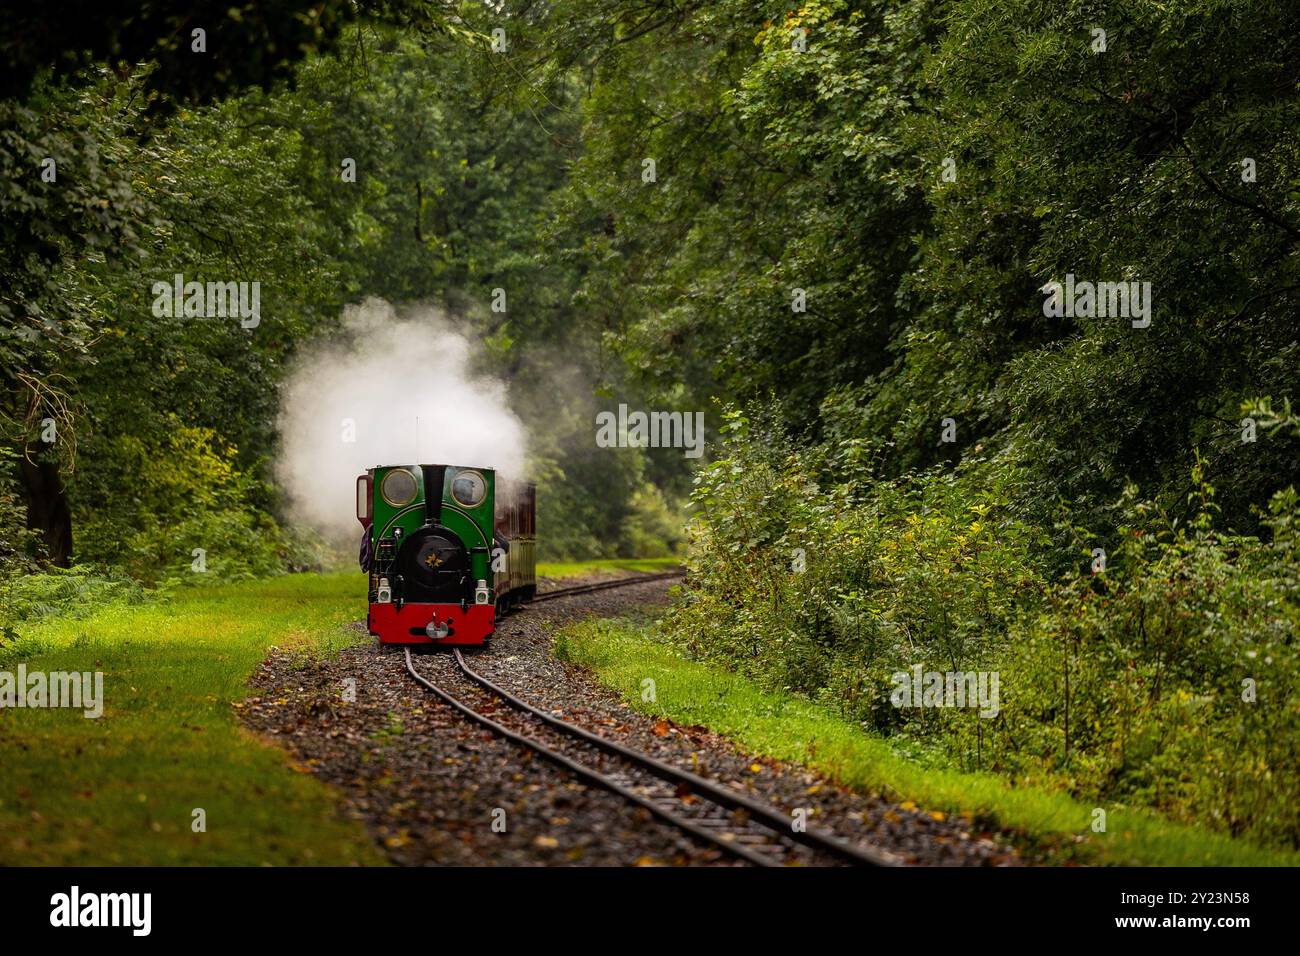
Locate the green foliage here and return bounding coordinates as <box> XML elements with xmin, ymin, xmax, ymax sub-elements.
<box><xmin>557</xmin><ymin>615</ymin><xmax>1300</xmax><ymax>865</ymax></box>
<box><xmin>0</xmin><ymin>446</ymin><xmax>36</xmax><ymax>575</ymax></box>
<box><xmin>0</xmin><ymin>566</ymin><xmax>143</xmax><ymax>635</ymax></box>
<box><xmin>529</xmin><ymin>0</ymin><xmax>1300</xmax><ymax>848</ymax></box>
<box><xmin>670</xmin><ymin>406</ymin><xmax>1044</xmax><ymax>724</ymax></box>
<box><xmin>998</xmin><ymin>485</ymin><xmax>1300</xmax><ymax>846</ymax></box>
<box><xmin>620</xmin><ymin>485</ymin><xmax>686</xmax><ymax>558</ymax></box>
<box><xmin>1</xmin><ymin>11</ymin><xmax>685</xmax><ymax>575</ymax></box>
<box><xmin>898</xmin><ymin>0</ymin><xmax>1300</xmax><ymax>528</ymax></box>
<box><xmin>0</xmin><ymin>12</ymin><xmax>639</xmax><ymax>577</ymax></box>
<box><xmin>75</xmin><ymin>422</ymin><xmax>308</xmax><ymax>585</ymax></box>
<box><xmin>0</xmin><ymin>4</ymin><xmax>447</xmax><ymax>569</ymax></box>
<box><xmin>1</xmin><ymin>0</ymin><xmax>1296</xmax><ymax>855</ymax></box>
<box><xmin>0</xmin><ymin>0</ymin><xmax>395</xmax><ymax>105</ymax></box>
<box><xmin>668</xmin><ymin>411</ymin><xmax>1300</xmax><ymax>847</ymax></box>
<box><xmin>554</xmin><ymin>0</ymin><xmax>1300</xmax><ymax>532</ymax></box>
<box><xmin>551</xmin><ymin>0</ymin><xmax>932</xmax><ymax>429</ymax></box>
<box><xmin>537</xmin><ymin>440</ymin><xmax>686</xmax><ymax>560</ymax></box>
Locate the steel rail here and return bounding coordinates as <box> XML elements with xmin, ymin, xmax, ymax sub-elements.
<box><xmin>452</xmin><ymin>649</ymin><xmax>897</xmax><ymax>868</ymax></box>
<box><xmin>527</xmin><ymin>570</ymin><xmax>683</xmax><ymax>603</ymax></box>
<box><xmin>404</xmin><ymin>648</ymin><xmax>779</xmax><ymax>867</ymax></box>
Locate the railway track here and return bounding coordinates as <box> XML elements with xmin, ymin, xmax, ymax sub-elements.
<box><xmin>528</xmin><ymin>569</ymin><xmax>684</xmax><ymax>602</ymax></box>
<box><xmin>403</xmin><ymin>573</ymin><xmax>898</xmax><ymax>867</ymax></box>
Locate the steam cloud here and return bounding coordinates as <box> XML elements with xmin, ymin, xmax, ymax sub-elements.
<box><xmin>277</xmin><ymin>298</ymin><xmax>527</xmax><ymax>543</ymax></box>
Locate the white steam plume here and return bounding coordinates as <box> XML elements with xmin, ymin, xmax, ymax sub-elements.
<box><xmin>277</xmin><ymin>298</ymin><xmax>527</xmax><ymax>543</ymax></box>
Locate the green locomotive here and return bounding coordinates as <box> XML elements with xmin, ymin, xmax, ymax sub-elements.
<box><xmin>356</xmin><ymin>464</ymin><xmax>536</xmax><ymax>645</ymax></box>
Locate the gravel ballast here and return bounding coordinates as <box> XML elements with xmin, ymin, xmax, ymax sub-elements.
<box><xmin>239</xmin><ymin>576</ymin><xmax>1026</xmax><ymax>866</ymax></box>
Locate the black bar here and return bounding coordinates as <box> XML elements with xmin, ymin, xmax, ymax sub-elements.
<box><xmin>0</xmin><ymin>866</ymin><xmax>1286</xmax><ymax>942</ymax></box>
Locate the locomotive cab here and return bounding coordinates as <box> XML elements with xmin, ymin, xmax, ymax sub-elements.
<box><xmin>358</xmin><ymin>463</ymin><xmax>535</xmax><ymax>646</ymax></box>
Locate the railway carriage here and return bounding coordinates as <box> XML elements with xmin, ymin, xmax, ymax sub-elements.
<box><xmin>357</xmin><ymin>463</ymin><xmax>536</xmax><ymax>645</ymax></box>
<box><xmin>494</xmin><ymin>477</ymin><xmax>537</xmax><ymax>610</ymax></box>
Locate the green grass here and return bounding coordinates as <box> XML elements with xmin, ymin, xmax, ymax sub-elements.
<box><xmin>0</xmin><ymin>572</ymin><xmax>382</xmax><ymax>865</ymax></box>
<box><xmin>536</xmin><ymin>557</ymin><xmax>682</xmax><ymax>579</ymax></box>
<box><xmin>554</xmin><ymin>616</ymin><xmax>1300</xmax><ymax>867</ymax></box>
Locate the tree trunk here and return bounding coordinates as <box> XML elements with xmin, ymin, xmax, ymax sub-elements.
<box><xmin>18</xmin><ymin>448</ymin><xmax>72</xmax><ymax>567</ymax></box>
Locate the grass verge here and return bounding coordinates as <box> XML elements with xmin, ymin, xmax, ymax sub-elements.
<box><xmin>554</xmin><ymin>616</ymin><xmax>1300</xmax><ymax>867</ymax></box>
<box><xmin>0</xmin><ymin>572</ymin><xmax>381</xmax><ymax>865</ymax></box>
<box><xmin>537</xmin><ymin>557</ymin><xmax>682</xmax><ymax>579</ymax></box>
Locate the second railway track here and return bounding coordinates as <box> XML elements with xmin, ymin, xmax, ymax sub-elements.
<box><xmin>403</xmin><ymin>576</ymin><xmax>898</xmax><ymax>867</ymax></box>
<box><xmin>529</xmin><ymin>569</ymin><xmax>684</xmax><ymax>602</ymax></box>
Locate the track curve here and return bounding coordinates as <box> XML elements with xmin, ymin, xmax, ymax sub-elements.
<box><xmin>401</xmin><ymin>571</ymin><xmax>898</xmax><ymax>867</ymax></box>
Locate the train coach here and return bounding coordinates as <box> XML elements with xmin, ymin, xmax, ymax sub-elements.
<box><xmin>357</xmin><ymin>463</ymin><xmax>536</xmax><ymax>646</ymax></box>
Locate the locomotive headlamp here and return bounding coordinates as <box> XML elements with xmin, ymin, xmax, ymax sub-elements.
<box><xmin>475</xmin><ymin>579</ymin><xmax>490</xmax><ymax>604</ymax></box>
<box><xmin>356</xmin><ymin>474</ymin><xmax>372</xmax><ymax>524</ymax></box>
<box><xmin>450</xmin><ymin>469</ymin><xmax>487</xmax><ymax>508</ymax></box>
<box><xmin>381</xmin><ymin>468</ymin><xmax>418</xmax><ymax>506</ymax></box>
<box><xmin>377</xmin><ymin>577</ymin><xmax>392</xmax><ymax>603</ymax></box>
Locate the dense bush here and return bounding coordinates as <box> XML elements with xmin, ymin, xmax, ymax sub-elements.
<box><xmin>670</xmin><ymin>408</ymin><xmax>1042</xmax><ymax>713</ymax></box>
<box><xmin>998</xmin><ymin>484</ymin><xmax>1300</xmax><ymax>845</ymax></box>
<box><xmin>0</xmin><ymin>423</ymin><xmax>327</xmax><ymax>633</ymax></box>
<box><xmin>667</xmin><ymin>409</ymin><xmax>1300</xmax><ymax>847</ymax></box>
<box><xmin>0</xmin><ymin>565</ymin><xmax>143</xmax><ymax>636</ymax></box>
<box><xmin>73</xmin><ymin>422</ymin><xmax>315</xmax><ymax>586</ymax></box>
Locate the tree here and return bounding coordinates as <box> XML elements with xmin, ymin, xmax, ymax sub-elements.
<box><xmin>0</xmin><ymin>1</ymin><xmax>429</xmax><ymax>564</ymax></box>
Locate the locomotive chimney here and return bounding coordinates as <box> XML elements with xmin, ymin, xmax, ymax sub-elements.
<box><xmin>420</xmin><ymin>464</ymin><xmax>446</xmax><ymax>526</ymax></box>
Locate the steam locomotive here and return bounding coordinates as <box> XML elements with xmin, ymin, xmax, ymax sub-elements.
<box><xmin>357</xmin><ymin>463</ymin><xmax>536</xmax><ymax>645</ymax></box>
